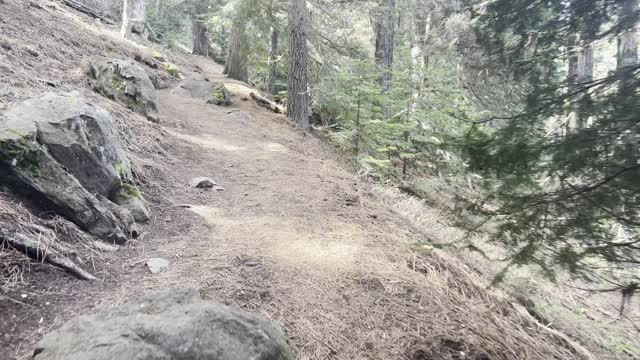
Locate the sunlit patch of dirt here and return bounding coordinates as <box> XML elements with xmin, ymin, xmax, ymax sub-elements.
<box><xmin>169</xmin><ymin>131</ymin><xmax>246</xmax><ymax>152</ymax></box>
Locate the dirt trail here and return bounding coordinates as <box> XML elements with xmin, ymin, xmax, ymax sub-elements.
<box><xmin>149</xmin><ymin>59</ymin><xmax>431</xmax><ymax>357</ymax></box>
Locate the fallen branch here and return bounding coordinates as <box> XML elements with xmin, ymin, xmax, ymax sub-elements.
<box><xmin>250</xmin><ymin>92</ymin><xmax>286</xmax><ymax>115</ymax></box>
<box><xmin>62</xmin><ymin>0</ymin><xmax>115</xmax><ymax>25</ymax></box>
<box><xmin>2</xmin><ymin>232</ymin><xmax>97</xmax><ymax>280</ymax></box>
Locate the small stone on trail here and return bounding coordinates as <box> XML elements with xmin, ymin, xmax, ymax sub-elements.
<box><xmin>214</xmin><ymin>186</ymin><xmax>225</xmax><ymax>192</ymax></box>
<box><xmin>190</xmin><ymin>177</ymin><xmax>217</xmax><ymax>188</ymax></box>
<box><xmin>146</xmin><ymin>258</ymin><xmax>169</xmax><ymax>274</ymax></box>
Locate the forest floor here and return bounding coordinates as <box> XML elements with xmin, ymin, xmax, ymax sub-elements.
<box><xmin>0</xmin><ymin>57</ymin><xmax>587</xmax><ymax>359</ymax></box>
<box><xmin>0</xmin><ymin>1</ymin><xmax>637</xmax><ymax>360</ymax></box>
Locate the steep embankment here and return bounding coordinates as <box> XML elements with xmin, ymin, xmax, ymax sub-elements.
<box><xmin>1</xmin><ymin>1</ymin><xmax>592</xmax><ymax>360</ymax></box>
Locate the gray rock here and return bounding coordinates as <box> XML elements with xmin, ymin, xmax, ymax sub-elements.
<box><xmin>87</xmin><ymin>58</ymin><xmax>160</xmax><ymax>122</ymax></box>
<box><xmin>117</xmin><ymin>196</ymin><xmax>151</xmax><ymax>223</ymax></box>
<box><xmin>190</xmin><ymin>177</ymin><xmax>217</xmax><ymax>189</ymax></box>
<box><xmin>146</xmin><ymin>257</ymin><xmax>169</xmax><ymax>273</ymax></box>
<box><xmin>33</xmin><ymin>288</ymin><xmax>293</xmax><ymax>360</ymax></box>
<box><xmin>0</xmin><ymin>93</ymin><xmax>141</xmax><ymax>243</ymax></box>
<box><xmin>176</xmin><ymin>73</ymin><xmax>232</xmax><ymax>106</ymax></box>
<box><xmin>99</xmin><ymin>195</ymin><xmax>135</xmax><ymax>230</ymax></box>
<box><xmin>7</xmin><ymin>92</ymin><xmax>132</xmax><ymax>196</ymax></box>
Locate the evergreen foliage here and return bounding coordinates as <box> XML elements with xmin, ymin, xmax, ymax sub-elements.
<box><xmin>466</xmin><ymin>0</ymin><xmax>640</xmax><ymax>289</ymax></box>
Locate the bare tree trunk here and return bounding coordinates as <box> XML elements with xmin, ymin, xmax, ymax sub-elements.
<box><xmin>287</xmin><ymin>0</ymin><xmax>310</xmax><ymax>129</ymax></box>
<box><xmin>567</xmin><ymin>41</ymin><xmax>594</xmax><ymax>130</ymax></box>
<box><xmin>132</xmin><ymin>0</ymin><xmax>148</xmax><ymax>38</ymax></box>
<box><xmin>225</xmin><ymin>17</ymin><xmax>248</xmax><ymax>82</ymax></box>
<box><xmin>266</xmin><ymin>28</ymin><xmax>279</xmax><ymax>96</ymax></box>
<box><xmin>375</xmin><ymin>0</ymin><xmax>395</xmax><ymax>89</ymax></box>
<box><xmin>192</xmin><ymin>18</ymin><xmax>209</xmax><ymax>56</ymax></box>
<box><xmin>618</xmin><ymin>0</ymin><xmax>639</xmax><ymax>162</ymax></box>
<box><xmin>374</xmin><ymin>0</ymin><xmax>395</xmax><ymax>118</ymax></box>
<box><xmin>618</xmin><ymin>0</ymin><xmax>638</xmax><ymax>70</ymax></box>
<box><xmin>121</xmin><ymin>0</ymin><xmax>133</xmax><ymax>38</ymax></box>
<box><xmin>121</xmin><ymin>0</ymin><xmax>147</xmax><ymax>38</ymax></box>
<box><xmin>132</xmin><ymin>0</ymin><xmax>147</xmax><ymax>23</ymax></box>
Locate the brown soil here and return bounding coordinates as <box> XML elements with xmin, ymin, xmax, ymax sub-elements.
<box><xmin>1</xmin><ymin>2</ymin><xmax>591</xmax><ymax>360</ymax></box>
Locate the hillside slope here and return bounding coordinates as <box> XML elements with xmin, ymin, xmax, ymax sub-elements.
<box><xmin>0</xmin><ymin>1</ymin><xmax>604</xmax><ymax>359</ymax></box>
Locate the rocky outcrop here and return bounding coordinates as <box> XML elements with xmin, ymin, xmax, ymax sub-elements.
<box><xmin>33</xmin><ymin>288</ymin><xmax>294</xmax><ymax>360</ymax></box>
<box><xmin>15</xmin><ymin>92</ymin><xmax>132</xmax><ymax>196</ymax></box>
<box><xmin>176</xmin><ymin>73</ymin><xmax>232</xmax><ymax>106</ymax></box>
<box><xmin>86</xmin><ymin>58</ymin><xmax>160</xmax><ymax>122</ymax></box>
<box><xmin>0</xmin><ymin>92</ymin><xmax>145</xmax><ymax>243</ymax></box>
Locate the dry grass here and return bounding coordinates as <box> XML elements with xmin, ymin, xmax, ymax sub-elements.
<box><xmin>370</xmin><ymin>180</ymin><xmax>640</xmax><ymax>360</ymax></box>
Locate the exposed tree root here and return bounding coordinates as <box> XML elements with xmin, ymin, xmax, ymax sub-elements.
<box><xmin>1</xmin><ymin>232</ymin><xmax>97</xmax><ymax>281</ymax></box>
<box><xmin>250</xmin><ymin>91</ymin><xmax>286</xmax><ymax>114</ymax></box>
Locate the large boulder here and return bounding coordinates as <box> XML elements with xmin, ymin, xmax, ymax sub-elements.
<box><xmin>176</xmin><ymin>73</ymin><xmax>232</xmax><ymax>106</ymax></box>
<box><xmin>86</xmin><ymin>58</ymin><xmax>160</xmax><ymax>122</ymax></box>
<box><xmin>33</xmin><ymin>288</ymin><xmax>294</xmax><ymax>360</ymax></box>
<box><xmin>8</xmin><ymin>93</ymin><xmax>132</xmax><ymax>196</ymax></box>
<box><xmin>0</xmin><ymin>92</ymin><xmax>141</xmax><ymax>243</ymax></box>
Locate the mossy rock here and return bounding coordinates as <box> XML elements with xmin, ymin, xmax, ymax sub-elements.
<box><xmin>0</xmin><ymin>93</ymin><xmax>137</xmax><ymax>243</ymax></box>
<box><xmin>208</xmin><ymin>83</ymin><xmax>231</xmax><ymax>106</ymax></box>
<box><xmin>113</xmin><ymin>184</ymin><xmax>150</xmax><ymax>223</ymax></box>
<box><xmin>175</xmin><ymin>74</ymin><xmax>232</xmax><ymax>106</ymax></box>
<box><xmin>34</xmin><ymin>288</ymin><xmax>294</xmax><ymax>360</ymax></box>
<box><xmin>164</xmin><ymin>63</ymin><xmax>179</xmax><ymax>78</ymax></box>
<box><xmin>86</xmin><ymin>57</ymin><xmax>160</xmax><ymax>122</ymax></box>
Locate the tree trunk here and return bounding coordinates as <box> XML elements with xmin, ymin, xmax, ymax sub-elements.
<box><xmin>121</xmin><ymin>0</ymin><xmax>133</xmax><ymax>38</ymax></box>
<box><xmin>287</xmin><ymin>0</ymin><xmax>310</xmax><ymax>129</ymax></box>
<box><xmin>374</xmin><ymin>0</ymin><xmax>395</xmax><ymax>118</ymax></box>
<box><xmin>375</xmin><ymin>0</ymin><xmax>396</xmax><ymax>89</ymax></box>
<box><xmin>618</xmin><ymin>0</ymin><xmax>638</xmax><ymax>70</ymax></box>
<box><xmin>132</xmin><ymin>0</ymin><xmax>146</xmax><ymax>22</ymax></box>
<box><xmin>121</xmin><ymin>0</ymin><xmax>147</xmax><ymax>39</ymax></box>
<box><xmin>567</xmin><ymin>40</ymin><xmax>594</xmax><ymax>130</ymax></box>
<box><xmin>132</xmin><ymin>0</ymin><xmax>148</xmax><ymax>38</ymax></box>
<box><xmin>225</xmin><ymin>17</ymin><xmax>248</xmax><ymax>82</ymax></box>
<box><xmin>266</xmin><ymin>28</ymin><xmax>279</xmax><ymax>96</ymax></box>
<box><xmin>618</xmin><ymin>0</ymin><xmax>638</xmax><ymax>162</ymax></box>
<box><xmin>192</xmin><ymin>18</ymin><xmax>209</xmax><ymax>56</ymax></box>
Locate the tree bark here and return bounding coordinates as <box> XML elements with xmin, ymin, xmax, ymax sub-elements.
<box><xmin>132</xmin><ymin>0</ymin><xmax>147</xmax><ymax>22</ymax></box>
<box><xmin>121</xmin><ymin>0</ymin><xmax>133</xmax><ymax>38</ymax></box>
<box><xmin>374</xmin><ymin>0</ymin><xmax>395</xmax><ymax>118</ymax></box>
<box><xmin>266</xmin><ymin>28</ymin><xmax>279</xmax><ymax>96</ymax></box>
<box><xmin>375</xmin><ymin>0</ymin><xmax>395</xmax><ymax>89</ymax></box>
<box><xmin>133</xmin><ymin>0</ymin><xmax>149</xmax><ymax>38</ymax></box>
<box><xmin>618</xmin><ymin>0</ymin><xmax>638</xmax><ymax>70</ymax></box>
<box><xmin>617</xmin><ymin>0</ymin><xmax>638</xmax><ymax>160</ymax></box>
<box><xmin>121</xmin><ymin>0</ymin><xmax>147</xmax><ymax>38</ymax></box>
<box><xmin>287</xmin><ymin>0</ymin><xmax>310</xmax><ymax>129</ymax></box>
<box><xmin>567</xmin><ymin>41</ymin><xmax>594</xmax><ymax>129</ymax></box>
<box><xmin>192</xmin><ymin>18</ymin><xmax>210</xmax><ymax>56</ymax></box>
<box><xmin>224</xmin><ymin>17</ymin><xmax>248</xmax><ymax>82</ymax></box>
